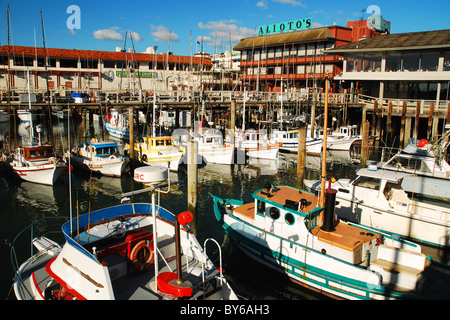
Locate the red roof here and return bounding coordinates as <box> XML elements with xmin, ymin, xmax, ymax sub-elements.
<box><xmin>0</xmin><ymin>45</ymin><xmax>211</xmax><ymax>66</ymax></box>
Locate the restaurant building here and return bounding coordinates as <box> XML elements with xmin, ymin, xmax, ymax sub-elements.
<box><xmin>327</xmin><ymin>29</ymin><xmax>450</xmax><ymax>102</ymax></box>
<box><xmin>233</xmin><ymin>19</ymin><xmax>388</xmax><ymax>93</ymax></box>
<box><xmin>0</xmin><ymin>45</ymin><xmax>211</xmax><ymax>99</ymax></box>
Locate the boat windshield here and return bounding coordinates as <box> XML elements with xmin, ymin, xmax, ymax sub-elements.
<box><xmin>352</xmin><ymin>176</ymin><xmax>381</xmax><ymax>190</ymax></box>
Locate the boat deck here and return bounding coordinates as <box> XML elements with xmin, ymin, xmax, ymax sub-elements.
<box><xmin>255</xmin><ymin>185</ymin><xmax>318</xmax><ymax>213</ymax></box>
<box><xmin>311</xmin><ymin>222</ymin><xmax>379</xmax><ymax>252</ymax></box>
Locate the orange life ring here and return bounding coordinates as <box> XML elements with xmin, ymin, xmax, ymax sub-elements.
<box><xmin>129</xmin><ymin>240</ymin><xmax>154</xmax><ymax>271</ymax></box>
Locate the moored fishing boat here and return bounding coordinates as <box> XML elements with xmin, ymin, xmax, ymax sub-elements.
<box><xmin>231</xmin><ymin>129</ymin><xmax>282</xmax><ymax>160</ymax></box>
<box><xmin>305</xmin><ymin>166</ymin><xmax>450</xmax><ymax>248</ymax></box>
<box><xmin>127</xmin><ymin>136</ymin><xmax>184</xmax><ymax>172</ymax></box>
<box><xmin>271</xmin><ymin>128</ymin><xmax>322</xmax><ymax>155</ymax></box>
<box><xmin>4</xmin><ymin>123</ymin><xmax>66</xmax><ymax>186</ymax></box>
<box><xmin>11</xmin><ymin>166</ymin><xmax>238</xmax><ymax>300</ymax></box>
<box><xmin>66</xmin><ymin>139</ymin><xmax>128</xmax><ymax>177</ymax></box>
<box><xmin>104</xmin><ymin>108</ymin><xmax>129</xmax><ymax>140</ymax></box>
<box><xmin>212</xmin><ymin>182</ymin><xmax>450</xmax><ymax>299</ymax></box>
<box><xmin>176</xmin><ymin>129</ymin><xmax>234</xmax><ymax>165</ymax></box>
<box><xmin>6</xmin><ymin>144</ymin><xmax>66</xmax><ymax>185</ymax></box>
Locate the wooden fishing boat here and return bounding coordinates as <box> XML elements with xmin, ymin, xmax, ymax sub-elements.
<box><xmin>212</xmin><ymin>182</ymin><xmax>450</xmax><ymax>299</ymax></box>
<box><xmin>67</xmin><ymin>140</ymin><xmax>128</xmax><ymax>177</ymax></box>
<box><xmin>231</xmin><ymin>129</ymin><xmax>282</xmax><ymax>160</ymax></box>
<box><xmin>7</xmin><ymin>144</ymin><xmax>66</xmax><ymax>185</ymax></box>
<box><xmin>127</xmin><ymin>136</ymin><xmax>184</xmax><ymax>172</ymax></box>
<box><xmin>104</xmin><ymin>108</ymin><xmax>129</xmax><ymax>140</ymax></box>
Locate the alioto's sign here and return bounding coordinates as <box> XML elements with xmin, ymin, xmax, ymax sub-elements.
<box><xmin>258</xmin><ymin>18</ymin><xmax>312</xmax><ymax>36</ymax></box>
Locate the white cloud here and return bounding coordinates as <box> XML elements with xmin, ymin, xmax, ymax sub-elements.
<box><xmin>198</xmin><ymin>20</ymin><xmax>256</xmax><ymax>47</ymax></box>
<box><xmin>93</xmin><ymin>28</ymin><xmax>124</xmax><ymax>41</ymax></box>
<box><xmin>257</xmin><ymin>1</ymin><xmax>268</xmax><ymax>9</ymax></box>
<box><xmin>271</xmin><ymin>0</ymin><xmax>306</xmax><ymax>7</ymax></box>
<box><xmin>127</xmin><ymin>31</ymin><xmax>143</xmax><ymax>42</ymax></box>
<box><xmin>151</xmin><ymin>25</ymin><xmax>179</xmax><ymax>42</ymax></box>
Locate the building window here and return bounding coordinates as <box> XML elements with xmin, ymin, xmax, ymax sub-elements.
<box><xmin>347</xmin><ymin>54</ymin><xmax>364</xmax><ymax>72</ymax></box>
<box><xmin>247</xmin><ymin>50</ymin><xmax>253</xmax><ymax>62</ymax></box>
<box><xmin>385</xmin><ymin>53</ymin><xmax>402</xmax><ymax>72</ymax></box>
<box><xmin>14</xmin><ymin>56</ymin><xmax>34</xmax><ymax>67</ymax></box>
<box><xmin>261</xmin><ymin>48</ymin><xmax>267</xmax><ymax>61</ymax></box>
<box><xmin>402</xmin><ymin>52</ymin><xmax>420</xmax><ymax>71</ymax></box>
<box><xmin>268</xmin><ymin>48</ymin><xmax>274</xmax><ymax>60</ymax></box>
<box><xmin>254</xmin><ymin>49</ymin><xmax>260</xmax><ymax>62</ymax></box>
<box><xmin>241</xmin><ymin>51</ymin><xmax>248</xmax><ymax>62</ymax></box>
<box><xmin>444</xmin><ymin>50</ymin><xmax>450</xmax><ymax>71</ymax></box>
<box><xmin>60</xmin><ymin>59</ymin><xmax>78</xmax><ymax>68</ymax></box>
<box><xmin>363</xmin><ymin>54</ymin><xmax>382</xmax><ymax>72</ymax></box>
<box><xmin>81</xmin><ymin>59</ymin><xmax>98</xmax><ymax>69</ymax></box>
<box><xmin>306</xmin><ymin>44</ymin><xmax>315</xmax><ymax>57</ymax></box>
<box><xmin>104</xmin><ymin>60</ymin><xmax>116</xmax><ymax>68</ymax></box>
<box><xmin>275</xmin><ymin>48</ymin><xmax>282</xmax><ymax>59</ymax></box>
<box><xmin>420</xmin><ymin>51</ymin><xmax>439</xmax><ymax>71</ymax></box>
<box><xmin>297</xmin><ymin>44</ymin><xmax>306</xmax><ymax>57</ymax></box>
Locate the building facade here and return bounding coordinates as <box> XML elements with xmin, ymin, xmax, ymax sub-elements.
<box><xmin>233</xmin><ymin>20</ymin><xmax>386</xmax><ymax>93</ymax></box>
<box><xmin>0</xmin><ymin>45</ymin><xmax>211</xmax><ymax>101</ymax></box>
<box><xmin>328</xmin><ymin>29</ymin><xmax>450</xmax><ymax>102</ymax></box>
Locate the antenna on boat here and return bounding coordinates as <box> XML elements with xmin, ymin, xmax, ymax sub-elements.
<box><xmin>121</xmin><ymin>166</ymin><xmax>176</xmax><ymax>292</ymax></box>
<box><xmin>319</xmin><ymin>73</ymin><xmax>330</xmax><ymax>208</ymax></box>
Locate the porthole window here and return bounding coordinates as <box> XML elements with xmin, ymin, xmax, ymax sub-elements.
<box><xmin>268</xmin><ymin>207</ymin><xmax>280</xmax><ymax>220</ymax></box>
<box><xmin>285</xmin><ymin>213</ymin><xmax>295</xmax><ymax>225</ymax></box>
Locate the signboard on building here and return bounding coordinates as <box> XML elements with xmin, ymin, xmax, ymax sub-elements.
<box><xmin>258</xmin><ymin>18</ymin><xmax>312</xmax><ymax>36</ymax></box>
<box><xmin>116</xmin><ymin>71</ymin><xmax>158</xmax><ymax>78</ymax></box>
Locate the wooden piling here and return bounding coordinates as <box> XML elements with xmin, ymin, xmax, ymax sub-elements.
<box><xmin>414</xmin><ymin>101</ymin><xmax>420</xmax><ymax>140</ymax></box>
<box><xmin>386</xmin><ymin>101</ymin><xmax>392</xmax><ymax>145</ymax></box>
<box><xmin>372</xmin><ymin>100</ymin><xmax>377</xmax><ymax>137</ymax></box>
<box><xmin>187</xmin><ymin>140</ymin><xmax>198</xmax><ymax>235</ymax></box>
<box><xmin>360</xmin><ymin>120</ymin><xmax>370</xmax><ymax>168</ymax></box>
<box><xmin>310</xmin><ymin>104</ymin><xmax>316</xmax><ymax>138</ymax></box>
<box><xmin>428</xmin><ymin>102</ymin><xmax>435</xmax><ymax>141</ymax></box>
<box><xmin>400</xmin><ymin>101</ymin><xmax>407</xmax><ymax>148</ymax></box>
<box><xmin>230</xmin><ymin>99</ymin><xmax>236</xmax><ymax>146</ymax></box>
<box><xmin>296</xmin><ymin>123</ymin><xmax>307</xmax><ymax>189</ymax></box>
<box><xmin>128</xmin><ymin>108</ymin><xmax>134</xmax><ymax>160</ymax></box>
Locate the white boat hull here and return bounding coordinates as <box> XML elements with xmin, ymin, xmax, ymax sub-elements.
<box><xmin>104</xmin><ymin>121</ymin><xmax>129</xmax><ymax>140</ymax></box>
<box><xmin>17</xmin><ymin>110</ymin><xmax>37</xmax><ymax>123</ymax></box>
<box><xmin>198</xmin><ymin>146</ymin><xmax>234</xmax><ymax>165</ymax></box>
<box><xmin>69</xmin><ymin>153</ymin><xmax>128</xmax><ymax>177</ymax></box>
<box><xmin>139</xmin><ymin>152</ymin><xmax>183</xmax><ymax>172</ymax></box>
<box><xmin>12</xmin><ymin>162</ymin><xmax>66</xmax><ymax>185</ymax></box>
<box><xmin>305</xmin><ymin>179</ymin><xmax>450</xmax><ymax>248</ymax></box>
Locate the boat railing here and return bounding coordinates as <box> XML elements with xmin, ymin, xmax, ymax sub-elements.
<box><xmin>9</xmin><ymin>216</ymin><xmax>69</xmax><ymax>295</ymax></box>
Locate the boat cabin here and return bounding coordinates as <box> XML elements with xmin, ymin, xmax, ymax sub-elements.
<box><xmin>143</xmin><ymin>137</ymin><xmax>175</xmax><ymax>148</ymax></box>
<box><xmin>230</xmin><ymin>184</ymin><xmax>383</xmax><ymax>266</ymax></box>
<box><xmin>19</xmin><ymin>145</ymin><xmax>55</xmax><ymax>160</ymax></box>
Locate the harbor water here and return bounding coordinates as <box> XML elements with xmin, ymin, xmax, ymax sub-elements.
<box><xmin>1</xmin><ymin>116</ymin><xmax>448</xmax><ymax>300</ymax></box>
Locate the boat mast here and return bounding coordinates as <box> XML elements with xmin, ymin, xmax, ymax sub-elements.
<box><xmin>40</xmin><ymin>9</ymin><xmax>54</xmax><ymax>146</ymax></box>
<box><xmin>319</xmin><ymin>73</ymin><xmax>330</xmax><ymax>207</ymax></box>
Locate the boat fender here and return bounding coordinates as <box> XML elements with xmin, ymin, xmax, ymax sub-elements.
<box><xmin>141</xmin><ymin>154</ymin><xmax>148</xmax><ymax>162</ymax></box>
<box><xmin>129</xmin><ymin>240</ymin><xmax>154</xmax><ymax>272</ymax></box>
<box><xmin>109</xmin><ymin>155</ymin><xmax>116</xmax><ymax>160</ymax></box>
<box><xmin>375</xmin><ymin>236</ymin><xmax>384</xmax><ymax>246</ymax></box>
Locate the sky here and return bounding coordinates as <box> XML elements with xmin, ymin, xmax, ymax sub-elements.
<box><xmin>0</xmin><ymin>0</ymin><xmax>449</xmax><ymax>57</ymax></box>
